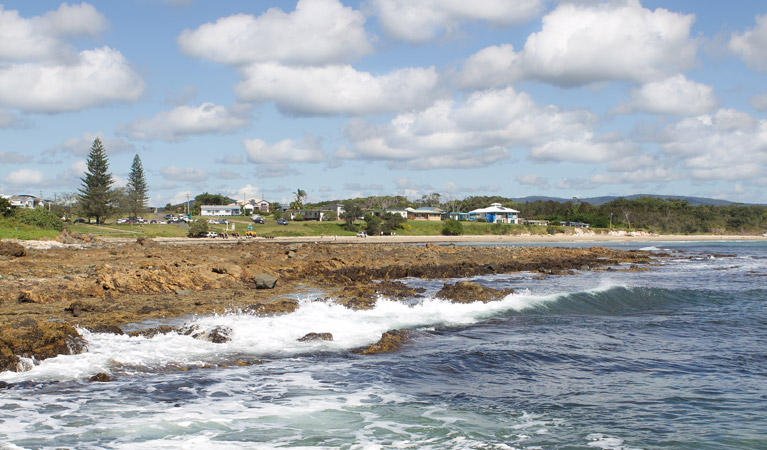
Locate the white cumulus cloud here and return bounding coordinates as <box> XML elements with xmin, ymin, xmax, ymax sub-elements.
<box><xmin>178</xmin><ymin>0</ymin><xmax>371</xmax><ymax>66</ymax></box>
<box><xmin>0</xmin><ymin>47</ymin><xmax>144</xmax><ymax>113</ymax></box>
<box><xmin>729</xmin><ymin>15</ymin><xmax>767</xmax><ymax>72</ymax></box>
<box><xmin>342</xmin><ymin>87</ymin><xmax>634</xmax><ymax>169</ymax></box>
<box><xmin>616</xmin><ymin>74</ymin><xmax>716</xmax><ymax>116</ymax></box>
<box><xmin>119</xmin><ymin>103</ymin><xmax>250</xmax><ymax>141</ymax></box>
<box><xmin>370</xmin><ymin>0</ymin><xmax>543</xmax><ymax>43</ymax></box>
<box><xmin>457</xmin><ymin>0</ymin><xmax>697</xmax><ymax>88</ymax></box>
<box><xmin>3</xmin><ymin>168</ymin><xmax>46</xmax><ymax>187</ymax></box>
<box><xmin>234</xmin><ymin>63</ymin><xmax>441</xmax><ymax>116</ymax></box>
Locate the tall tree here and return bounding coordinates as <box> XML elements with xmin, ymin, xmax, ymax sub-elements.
<box><xmin>290</xmin><ymin>188</ymin><xmax>307</xmax><ymax>210</ymax></box>
<box><xmin>126</xmin><ymin>154</ymin><xmax>148</xmax><ymax>218</ymax></box>
<box><xmin>78</xmin><ymin>138</ymin><xmax>114</xmax><ymax>224</ymax></box>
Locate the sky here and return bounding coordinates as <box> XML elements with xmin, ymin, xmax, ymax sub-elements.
<box><xmin>1</xmin><ymin>0</ymin><xmax>766</xmax><ymax>206</ymax></box>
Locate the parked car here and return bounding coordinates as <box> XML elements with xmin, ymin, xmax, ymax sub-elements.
<box><xmin>208</xmin><ymin>219</ymin><xmax>218</xmax><ymax>224</ymax></box>
<box><xmin>150</xmin><ymin>220</ymin><xmax>157</xmax><ymax>224</ymax></box>
<box><xmin>276</xmin><ymin>218</ymin><xmax>289</xmax><ymax>225</ymax></box>
<box><xmin>356</xmin><ymin>231</ymin><xmax>367</xmax><ymax>238</ymax></box>
<box><xmin>252</xmin><ymin>217</ymin><xmax>264</xmax><ymax>224</ymax></box>
<box><xmin>217</xmin><ymin>218</ymin><xmax>229</xmax><ymax>225</ymax></box>
<box><xmin>73</xmin><ymin>218</ymin><xmax>85</xmax><ymax>223</ymax></box>
<box><xmin>205</xmin><ymin>231</ymin><xmax>218</xmax><ymax>238</ymax></box>
<box><xmin>117</xmin><ymin>218</ymin><xmax>129</xmax><ymax>224</ymax></box>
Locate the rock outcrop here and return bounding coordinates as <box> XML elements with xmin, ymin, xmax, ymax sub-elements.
<box><xmin>353</xmin><ymin>329</ymin><xmax>414</xmax><ymax>355</ymax></box>
<box><xmin>0</xmin><ymin>319</ymin><xmax>86</xmax><ymax>372</ymax></box>
<box><xmin>435</xmin><ymin>281</ymin><xmax>514</xmax><ymax>303</ymax></box>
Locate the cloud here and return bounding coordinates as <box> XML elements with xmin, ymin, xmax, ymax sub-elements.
<box><xmin>342</xmin><ymin>87</ymin><xmax>633</xmax><ymax>169</ymax></box>
<box><xmin>457</xmin><ymin>0</ymin><xmax>696</xmax><ymax>88</ymax></box>
<box><xmin>0</xmin><ymin>151</ymin><xmax>32</xmax><ymax>164</ymax></box>
<box><xmin>516</xmin><ymin>174</ymin><xmax>550</xmax><ymax>190</ymax></box>
<box><xmin>554</xmin><ymin>177</ymin><xmax>597</xmax><ymax>190</ymax></box>
<box><xmin>729</xmin><ymin>15</ymin><xmax>767</xmax><ymax>72</ymax></box>
<box><xmin>118</xmin><ymin>103</ymin><xmax>250</xmax><ymax>141</ymax></box>
<box><xmin>0</xmin><ymin>110</ymin><xmax>22</xmax><ymax>128</ymax></box>
<box><xmin>215</xmin><ymin>155</ymin><xmax>244</xmax><ymax>165</ymax></box>
<box><xmin>243</xmin><ymin>136</ymin><xmax>325</xmax><ymax>178</ymax></box>
<box><xmin>655</xmin><ymin>109</ymin><xmax>767</xmax><ymax>181</ymax></box>
<box><xmin>3</xmin><ymin>168</ymin><xmax>46</xmax><ymax>187</ymax></box>
<box><xmin>0</xmin><ymin>3</ymin><xmax>107</xmax><ymax>61</ymax></box>
<box><xmin>590</xmin><ymin>166</ymin><xmax>678</xmax><ymax>185</ymax></box>
<box><xmin>160</xmin><ymin>165</ymin><xmax>209</xmax><ymax>182</ymax></box>
<box><xmin>370</xmin><ymin>0</ymin><xmax>543</xmax><ymax>43</ymax></box>
<box><xmin>178</xmin><ymin>0</ymin><xmax>371</xmax><ymax>66</ymax></box>
<box><xmin>243</xmin><ymin>136</ymin><xmax>325</xmax><ymax>164</ymax></box>
<box><xmin>0</xmin><ymin>47</ymin><xmax>144</xmax><ymax>113</ymax></box>
<box><xmin>615</xmin><ymin>75</ymin><xmax>716</xmax><ymax>115</ymax></box>
<box><xmin>234</xmin><ymin>63</ymin><xmax>441</xmax><ymax>116</ymax></box>
<box><xmin>232</xmin><ymin>184</ymin><xmax>261</xmax><ymax>200</ymax></box>
<box><xmin>47</xmin><ymin>132</ymin><xmax>138</xmax><ymax>157</ymax></box>
<box><xmin>749</xmin><ymin>92</ymin><xmax>767</xmax><ymax>112</ymax></box>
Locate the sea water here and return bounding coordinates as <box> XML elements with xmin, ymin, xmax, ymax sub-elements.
<box><xmin>1</xmin><ymin>241</ymin><xmax>766</xmax><ymax>449</ymax></box>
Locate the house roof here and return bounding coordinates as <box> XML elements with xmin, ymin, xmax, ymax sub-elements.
<box><xmin>470</xmin><ymin>203</ymin><xmax>519</xmax><ymax>214</ymax></box>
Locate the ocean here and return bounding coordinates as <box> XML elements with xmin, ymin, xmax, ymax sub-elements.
<box><xmin>1</xmin><ymin>241</ymin><xmax>765</xmax><ymax>449</ymax></box>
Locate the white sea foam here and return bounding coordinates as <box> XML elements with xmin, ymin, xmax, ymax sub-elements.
<box><xmin>0</xmin><ymin>284</ymin><xmax>633</xmax><ymax>383</ymax></box>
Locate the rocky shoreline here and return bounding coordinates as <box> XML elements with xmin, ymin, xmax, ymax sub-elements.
<box><xmin>0</xmin><ymin>237</ymin><xmax>662</xmax><ymax>373</ymax></box>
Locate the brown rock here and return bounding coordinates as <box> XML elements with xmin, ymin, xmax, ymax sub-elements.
<box><xmin>90</xmin><ymin>372</ymin><xmax>111</xmax><ymax>382</ymax></box>
<box><xmin>180</xmin><ymin>324</ymin><xmax>232</xmax><ymax>343</ymax></box>
<box><xmin>85</xmin><ymin>324</ymin><xmax>124</xmax><ymax>335</ymax></box>
<box><xmin>353</xmin><ymin>329</ymin><xmax>414</xmax><ymax>355</ymax></box>
<box><xmin>435</xmin><ymin>281</ymin><xmax>514</xmax><ymax>303</ymax></box>
<box><xmin>128</xmin><ymin>325</ymin><xmax>178</xmax><ymax>338</ymax></box>
<box><xmin>0</xmin><ymin>241</ymin><xmax>25</xmax><ymax>258</ymax></box>
<box><xmin>298</xmin><ymin>332</ymin><xmax>333</xmax><ymax>342</ymax></box>
<box><xmin>248</xmin><ymin>299</ymin><xmax>298</xmax><ymax>315</ymax></box>
<box><xmin>212</xmin><ymin>263</ymin><xmax>243</xmax><ymax>278</ymax></box>
<box><xmin>0</xmin><ymin>320</ymin><xmax>86</xmax><ymax>372</ymax></box>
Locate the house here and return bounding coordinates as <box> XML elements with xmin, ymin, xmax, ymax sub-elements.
<box><xmin>446</xmin><ymin>212</ymin><xmax>472</xmax><ymax>221</ymax></box>
<box><xmin>201</xmin><ymin>204</ymin><xmax>241</xmax><ymax>216</ymax></box>
<box><xmin>239</xmin><ymin>199</ymin><xmax>271</xmax><ymax>214</ymax></box>
<box><xmin>406</xmin><ymin>207</ymin><xmax>444</xmax><ymax>221</ymax></box>
<box><xmin>469</xmin><ymin>203</ymin><xmax>519</xmax><ymax>224</ymax></box>
<box><xmin>560</xmin><ymin>221</ymin><xmax>589</xmax><ymax>228</ymax></box>
<box><xmin>287</xmin><ymin>204</ymin><xmax>345</xmax><ymax>221</ymax></box>
<box><xmin>520</xmin><ymin>219</ymin><xmax>550</xmax><ymax>226</ymax></box>
<box><xmin>8</xmin><ymin>194</ymin><xmax>42</xmax><ymax>209</ymax></box>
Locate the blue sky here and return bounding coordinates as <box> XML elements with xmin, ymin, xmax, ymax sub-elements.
<box><xmin>1</xmin><ymin>0</ymin><xmax>766</xmax><ymax>206</ymax></box>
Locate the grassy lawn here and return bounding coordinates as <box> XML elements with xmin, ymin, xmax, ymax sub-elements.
<box><xmin>2</xmin><ymin>212</ymin><xmax>562</xmax><ymax>240</ymax></box>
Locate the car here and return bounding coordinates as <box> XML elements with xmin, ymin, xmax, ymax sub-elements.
<box><xmin>253</xmin><ymin>217</ymin><xmax>264</xmax><ymax>224</ymax></box>
<box><xmin>205</xmin><ymin>231</ymin><xmax>218</xmax><ymax>238</ymax></box>
<box><xmin>158</xmin><ymin>221</ymin><xmax>167</xmax><ymax>225</ymax></box>
<box><xmin>117</xmin><ymin>218</ymin><xmax>129</xmax><ymax>224</ymax></box>
<box><xmin>150</xmin><ymin>220</ymin><xmax>157</xmax><ymax>224</ymax></box>
<box><xmin>208</xmin><ymin>219</ymin><xmax>218</xmax><ymax>224</ymax></box>
<box><xmin>217</xmin><ymin>218</ymin><xmax>229</xmax><ymax>225</ymax></box>
<box><xmin>356</xmin><ymin>231</ymin><xmax>367</xmax><ymax>238</ymax></box>
<box><xmin>276</xmin><ymin>218</ymin><xmax>289</xmax><ymax>225</ymax></box>
<box><xmin>73</xmin><ymin>218</ymin><xmax>85</xmax><ymax>223</ymax></box>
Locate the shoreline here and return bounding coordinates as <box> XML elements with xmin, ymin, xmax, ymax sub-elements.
<box><xmin>9</xmin><ymin>232</ymin><xmax>767</xmax><ymax>250</ymax></box>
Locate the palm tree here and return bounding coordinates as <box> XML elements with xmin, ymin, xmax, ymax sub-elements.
<box><xmin>291</xmin><ymin>188</ymin><xmax>307</xmax><ymax>210</ymax></box>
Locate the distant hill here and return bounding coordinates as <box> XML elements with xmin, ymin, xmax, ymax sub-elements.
<box><xmin>512</xmin><ymin>194</ymin><xmax>755</xmax><ymax>207</ymax></box>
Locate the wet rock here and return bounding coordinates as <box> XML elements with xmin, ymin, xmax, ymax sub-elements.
<box><xmin>90</xmin><ymin>372</ymin><xmax>111</xmax><ymax>382</ymax></box>
<box><xmin>435</xmin><ymin>281</ymin><xmax>514</xmax><ymax>304</ymax></box>
<box><xmin>0</xmin><ymin>320</ymin><xmax>86</xmax><ymax>372</ymax></box>
<box><xmin>85</xmin><ymin>324</ymin><xmax>124</xmax><ymax>335</ymax></box>
<box><xmin>353</xmin><ymin>329</ymin><xmax>414</xmax><ymax>355</ymax></box>
<box><xmin>248</xmin><ymin>299</ymin><xmax>298</xmax><ymax>315</ymax></box>
<box><xmin>137</xmin><ymin>305</ymin><xmax>160</xmax><ymax>314</ymax></box>
<box><xmin>0</xmin><ymin>241</ymin><xmax>25</xmax><ymax>258</ymax></box>
<box><xmin>253</xmin><ymin>273</ymin><xmax>277</xmax><ymax>289</ymax></box>
<box><xmin>128</xmin><ymin>325</ymin><xmax>178</xmax><ymax>338</ymax></box>
<box><xmin>0</xmin><ymin>381</ymin><xmax>9</xmax><ymax>389</ymax></box>
<box><xmin>298</xmin><ymin>332</ymin><xmax>333</xmax><ymax>342</ymax></box>
<box><xmin>180</xmin><ymin>324</ymin><xmax>232</xmax><ymax>344</ymax></box>
<box><xmin>65</xmin><ymin>300</ymin><xmax>101</xmax><ymax>317</ymax></box>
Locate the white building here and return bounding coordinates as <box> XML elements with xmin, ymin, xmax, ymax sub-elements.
<box><xmin>201</xmin><ymin>204</ymin><xmax>241</xmax><ymax>216</ymax></box>
<box><xmin>470</xmin><ymin>203</ymin><xmax>519</xmax><ymax>224</ymax></box>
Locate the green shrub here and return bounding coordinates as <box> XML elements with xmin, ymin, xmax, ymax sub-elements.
<box><xmin>441</xmin><ymin>219</ymin><xmax>463</xmax><ymax>236</ymax></box>
<box><xmin>188</xmin><ymin>219</ymin><xmax>208</xmax><ymax>237</ymax></box>
<box><xmin>11</xmin><ymin>208</ymin><xmax>64</xmax><ymax>231</ymax></box>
